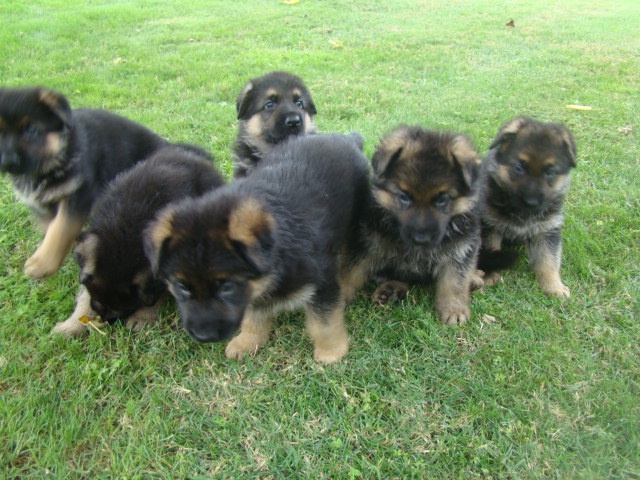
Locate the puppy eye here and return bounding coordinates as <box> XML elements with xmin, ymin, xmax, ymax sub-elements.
<box><xmin>264</xmin><ymin>100</ymin><xmax>276</xmax><ymax>110</ymax></box>
<box><xmin>397</xmin><ymin>191</ymin><xmax>412</xmax><ymax>209</ymax></box>
<box><xmin>22</xmin><ymin>123</ymin><xmax>41</xmax><ymax>139</ymax></box>
<box><xmin>434</xmin><ymin>193</ymin><xmax>450</xmax><ymax>209</ymax></box>
<box><xmin>217</xmin><ymin>280</ymin><xmax>239</xmax><ymax>298</ymax></box>
<box><xmin>512</xmin><ymin>161</ymin><xmax>526</xmax><ymax>175</ymax></box>
<box><xmin>544</xmin><ymin>166</ymin><xmax>557</xmax><ymax>178</ymax></box>
<box><xmin>173</xmin><ymin>280</ymin><xmax>192</xmax><ymax>300</ymax></box>
<box><xmin>295</xmin><ymin>99</ymin><xmax>304</xmax><ymax>108</ymax></box>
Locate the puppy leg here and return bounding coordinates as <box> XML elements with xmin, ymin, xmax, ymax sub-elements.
<box><xmin>51</xmin><ymin>286</ymin><xmax>94</xmax><ymax>337</ymax></box>
<box><xmin>339</xmin><ymin>260</ymin><xmax>370</xmax><ymax>304</ymax></box>
<box><xmin>225</xmin><ymin>307</ymin><xmax>273</xmax><ymax>360</ymax></box>
<box><xmin>527</xmin><ymin>231</ymin><xmax>570</xmax><ymax>299</ymax></box>
<box><xmin>481</xmin><ymin>230</ymin><xmax>504</xmax><ymax>287</ymax></box>
<box><xmin>125</xmin><ymin>304</ymin><xmax>160</xmax><ymax>332</ymax></box>
<box><xmin>435</xmin><ymin>262</ymin><xmax>471</xmax><ymax>326</ymax></box>
<box><xmin>25</xmin><ymin>200</ymin><xmax>83</xmax><ymax>278</ymax></box>
<box><xmin>372</xmin><ymin>280</ymin><xmax>409</xmax><ymax>305</ymax></box>
<box><xmin>305</xmin><ymin>301</ymin><xmax>349</xmax><ymax>364</ymax></box>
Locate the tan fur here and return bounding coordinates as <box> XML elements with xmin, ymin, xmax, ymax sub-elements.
<box><xmin>435</xmin><ymin>261</ymin><xmax>471</xmax><ymax>325</ymax></box>
<box><xmin>528</xmin><ymin>236</ymin><xmax>570</xmax><ymax>299</ymax></box>
<box><xmin>304</xmin><ymin>302</ymin><xmax>349</xmax><ymax>364</ymax></box>
<box><xmin>228</xmin><ymin>198</ymin><xmax>275</xmax><ymax>247</ymax></box>
<box><xmin>125</xmin><ymin>304</ymin><xmax>161</xmax><ymax>332</ymax></box>
<box><xmin>225</xmin><ymin>307</ymin><xmax>273</xmax><ymax>360</ymax></box>
<box><xmin>24</xmin><ymin>199</ymin><xmax>83</xmax><ymax>278</ymax></box>
<box><xmin>51</xmin><ymin>286</ymin><xmax>94</xmax><ymax>337</ymax></box>
<box><xmin>147</xmin><ymin>207</ymin><xmax>176</xmax><ymax>257</ymax></box>
<box><xmin>74</xmin><ymin>232</ymin><xmax>99</xmax><ymax>278</ymax></box>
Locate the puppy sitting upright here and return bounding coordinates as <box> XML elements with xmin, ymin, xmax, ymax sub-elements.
<box><xmin>145</xmin><ymin>133</ymin><xmax>370</xmax><ymax>363</ymax></box>
<box><xmin>232</xmin><ymin>71</ymin><xmax>317</xmax><ymax>178</ymax></box>
<box><xmin>357</xmin><ymin>126</ymin><xmax>485</xmax><ymax>325</ymax></box>
<box><xmin>0</xmin><ymin>87</ymin><xmax>168</xmax><ymax>278</ymax></box>
<box><xmin>52</xmin><ymin>145</ymin><xmax>225</xmax><ymax>338</ymax></box>
<box><xmin>481</xmin><ymin>116</ymin><xmax>576</xmax><ymax>299</ymax></box>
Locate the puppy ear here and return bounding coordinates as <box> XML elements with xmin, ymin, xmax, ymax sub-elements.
<box><xmin>143</xmin><ymin>206</ymin><xmax>176</xmax><ymax>276</ymax></box>
<box><xmin>449</xmin><ymin>135</ymin><xmax>481</xmax><ymax>191</ymax></box>
<box><xmin>228</xmin><ymin>198</ymin><xmax>276</xmax><ymax>275</ymax></box>
<box><xmin>372</xmin><ymin>146</ymin><xmax>403</xmax><ymax>177</ymax></box>
<box><xmin>559</xmin><ymin>125</ymin><xmax>577</xmax><ymax>168</ymax></box>
<box><xmin>73</xmin><ymin>232</ymin><xmax>98</xmax><ymax>284</ymax></box>
<box><xmin>37</xmin><ymin>88</ymin><xmax>73</xmax><ymax>128</ymax></box>
<box><xmin>490</xmin><ymin>116</ymin><xmax>528</xmax><ymax>151</ymax></box>
<box><xmin>236</xmin><ymin>81</ymin><xmax>254</xmax><ymax>120</ymax></box>
<box><xmin>305</xmin><ymin>94</ymin><xmax>317</xmax><ymax>116</ymax></box>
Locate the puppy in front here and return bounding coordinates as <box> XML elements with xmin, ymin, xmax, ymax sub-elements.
<box><xmin>0</xmin><ymin>87</ymin><xmax>168</xmax><ymax>278</ymax></box>
<box><xmin>145</xmin><ymin>133</ymin><xmax>370</xmax><ymax>363</ymax></box>
<box><xmin>480</xmin><ymin>116</ymin><xmax>576</xmax><ymax>299</ymax></box>
<box><xmin>52</xmin><ymin>145</ymin><xmax>225</xmax><ymax>338</ymax></box>
<box><xmin>352</xmin><ymin>126</ymin><xmax>485</xmax><ymax>325</ymax></box>
<box><xmin>232</xmin><ymin>71</ymin><xmax>317</xmax><ymax>178</ymax></box>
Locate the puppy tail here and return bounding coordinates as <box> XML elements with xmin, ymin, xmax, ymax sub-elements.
<box><xmin>477</xmin><ymin>247</ymin><xmax>520</xmax><ymax>273</ymax></box>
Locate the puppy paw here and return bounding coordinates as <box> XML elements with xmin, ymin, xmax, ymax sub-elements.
<box><xmin>372</xmin><ymin>280</ymin><xmax>409</xmax><ymax>305</ymax></box>
<box><xmin>313</xmin><ymin>340</ymin><xmax>349</xmax><ymax>364</ymax></box>
<box><xmin>544</xmin><ymin>283</ymin><xmax>571</xmax><ymax>300</ymax></box>
<box><xmin>51</xmin><ymin>316</ymin><xmax>89</xmax><ymax>338</ymax></box>
<box><xmin>437</xmin><ymin>305</ymin><xmax>471</xmax><ymax>326</ymax></box>
<box><xmin>482</xmin><ymin>271</ymin><xmax>502</xmax><ymax>287</ymax></box>
<box><xmin>225</xmin><ymin>335</ymin><xmax>262</xmax><ymax>361</ymax></box>
<box><xmin>24</xmin><ymin>252</ymin><xmax>62</xmax><ymax>279</ymax></box>
<box><xmin>469</xmin><ymin>270</ymin><xmax>485</xmax><ymax>291</ymax></box>
<box><xmin>125</xmin><ymin>307</ymin><xmax>158</xmax><ymax>332</ymax></box>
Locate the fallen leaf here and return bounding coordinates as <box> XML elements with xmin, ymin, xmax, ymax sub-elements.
<box><xmin>617</xmin><ymin>125</ymin><xmax>633</xmax><ymax>134</ymax></box>
<box><xmin>505</xmin><ymin>19</ymin><xmax>515</xmax><ymax>28</ymax></box>
<box><xmin>566</xmin><ymin>104</ymin><xmax>593</xmax><ymax>110</ymax></box>
<box><xmin>283</xmin><ymin>0</ymin><xmax>301</xmax><ymax>4</ymax></box>
<box><xmin>329</xmin><ymin>38</ymin><xmax>344</xmax><ymax>49</ymax></box>
<box><xmin>482</xmin><ymin>314</ymin><xmax>497</xmax><ymax>323</ymax></box>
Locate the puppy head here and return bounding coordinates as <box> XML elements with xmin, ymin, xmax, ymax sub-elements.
<box><xmin>489</xmin><ymin>116</ymin><xmax>576</xmax><ymax>211</ymax></box>
<box><xmin>144</xmin><ymin>193</ymin><xmax>276</xmax><ymax>342</ymax></box>
<box><xmin>0</xmin><ymin>87</ymin><xmax>72</xmax><ymax>176</ymax></box>
<box><xmin>236</xmin><ymin>71</ymin><xmax>317</xmax><ymax>153</ymax></box>
<box><xmin>372</xmin><ymin>126</ymin><xmax>481</xmax><ymax>247</ymax></box>
<box><xmin>74</xmin><ymin>231</ymin><xmax>165</xmax><ymax>323</ymax></box>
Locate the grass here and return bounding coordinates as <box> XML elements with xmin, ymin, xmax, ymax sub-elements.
<box><xmin>1</xmin><ymin>0</ymin><xmax>639</xmax><ymax>478</ymax></box>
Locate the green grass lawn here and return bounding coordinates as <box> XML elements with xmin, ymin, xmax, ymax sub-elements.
<box><xmin>1</xmin><ymin>0</ymin><xmax>639</xmax><ymax>478</ymax></box>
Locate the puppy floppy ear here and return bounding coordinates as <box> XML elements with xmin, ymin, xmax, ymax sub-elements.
<box><xmin>228</xmin><ymin>198</ymin><xmax>276</xmax><ymax>275</ymax></box>
<box><xmin>143</xmin><ymin>206</ymin><xmax>176</xmax><ymax>277</ymax></box>
<box><xmin>490</xmin><ymin>116</ymin><xmax>529</xmax><ymax>151</ymax></box>
<box><xmin>37</xmin><ymin>88</ymin><xmax>73</xmax><ymax>128</ymax></box>
<box><xmin>304</xmin><ymin>92</ymin><xmax>317</xmax><ymax>116</ymax></box>
<box><xmin>236</xmin><ymin>81</ymin><xmax>255</xmax><ymax>120</ymax></box>
<box><xmin>449</xmin><ymin>134</ymin><xmax>481</xmax><ymax>191</ymax></box>
<box><xmin>73</xmin><ymin>232</ymin><xmax>98</xmax><ymax>284</ymax></box>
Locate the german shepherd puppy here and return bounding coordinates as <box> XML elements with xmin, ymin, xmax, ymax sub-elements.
<box><xmin>232</xmin><ymin>71</ymin><xmax>317</xmax><ymax>178</ymax></box>
<box><xmin>0</xmin><ymin>87</ymin><xmax>168</xmax><ymax>278</ymax></box>
<box><xmin>480</xmin><ymin>116</ymin><xmax>576</xmax><ymax>299</ymax></box>
<box><xmin>145</xmin><ymin>133</ymin><xmax>369</xmax><ymax>363</ymax></box>
<box><xmin>52</xmin><ymin>145</ymin><xmax>225</xmax><ymax>338</ymax></box>
<box><xmin>350</xmin><ymin>126</ymin><xmax>485</xmax><ymax>325</ymax></box>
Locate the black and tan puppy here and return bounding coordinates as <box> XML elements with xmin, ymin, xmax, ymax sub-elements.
<box><xmin>145</xmin><ymin>133</ymin><xmax>369</xmax><ymax>363</ymax></box>
<box><xmin>351</xmin><ymin>126</ymin><xmax>485</xmax><ymax>325</ymax></box>
<box><xmin>0</xmin><ymin>87</ymin><xmax>168</xmax><ymax>278</ymax></box>
<box><xmin>480</xmin><ymin>116</ymin><xmax>576</xmax><ymax>299</ymax></box>
<box><xmin>232</xmin><ymin>71</ymin><xmax>317</xmax><ymax>178</ymax></box>
<box><xmin>52</xmin><ymin>145</ymin><xmax>225</xmax><ymax>338</ymax></box>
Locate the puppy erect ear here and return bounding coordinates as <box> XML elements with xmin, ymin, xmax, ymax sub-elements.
<box><xmin>143</xmin><ymin>206</ymin><xmax>176</xmax><ymax>276</ymax></box>
<box><xmin>236</xmin><ymin>81</ymin><xmax>255</xmax><ymax>120</ymax></box>
<box><xmin>73</xmin><ymin>232</ymin><xmax>98</xmax><ymax>284</ymax></box>
<box><xmin>134</xmin><ymin>270</ymin><xmax>165</xmax><ymax>306</ymax></box>
<box><xmin>449</xmin><ymin>135</ymin><xmax>481</xmax><ymax>191</ymax></box>
<box><xmin>37</xmin><ymin>88</ymin><xmax>73</xmax><ymax>128</ymax></box>
<box><xmin>489</xmin><ymin>116</ymin><xmax>529</xmax><ymax>151</ymax></box>
<box><xmin>304</xmin><ymin>91</ymin><xmax>318</xmax><ymax>116</ymax></box>
<box><xmin>228</xmin><ymin>198</ymin><xmax>276</xmax><ymax>275</ymax></box>
<box><xmin>558</xmin><ymin>125</ymin><xmax>577</xmax><ymax>168</ymax></box>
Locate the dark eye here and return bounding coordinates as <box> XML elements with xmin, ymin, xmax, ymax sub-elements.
<box><xmin>295</xmin><ymin>99</ymin><xmax>304</xmax><ymax>108</ymax></box>
<box><xmin>544</xmin><ymin>166</ymin><xmax>557</xmax><ymax>179</ymax></box>
<box><xmin>22</xmin><ymin>123</ymin><xmax>41</xmax><ymax>139</ymax></box>
<box><xmin>434</xmin><ymin>193</ymin><xmax>450</xmax><ymax>209</ymax></box>
<box><xmin>264</xmin><ymin>100</ymin><xmax>276</xmax><ymax>110</ymax></box>
<box><xmin>512</xmin><ymin>161</ymin><xmax>526</xmax><ymax>175</ymax></box>
<box><xmin>397</xmin><ymin>191</ymin><xmax>412</xmax><ymax>209</ymax></box>
<box><xmin>173</xmin><ymin>280</ymin><xmax>192</xmax><ymax>300</ymax></box>
<box><xmin>218</xmin><ymin>280</ymin><xmax>239</xmax><ymax>298</ymax></box>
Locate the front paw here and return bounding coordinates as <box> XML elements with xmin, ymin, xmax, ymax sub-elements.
<box><xmin>543</xmin><ymin>283</ymin><xmax>571</xmax><ymax>300</ymax></box>
<box><xmin>225</xmin><ymin>334</ymin><xmax>263</xmax><ymax>361</ymax></box>
<box><xmin>482</xmin><ymin>271</ymin><xmax>502</xmax><ymax>287</ymax></box>
<box><xmin>125</xmin><ymin>307</ymin><xmax>159</xmax><ymax>332</ymax></box>
<box><xmin>24</xmin><ymin>251</ymin><xmax>62</xmax><ymax>279</ymax></box>
<box><xmin>436</xmin><ymin>302</ymin><xmax>471</xmax><ymax>326</ymax></box>
<box><xmin>51</xmin><ymin>316</ymin><xmax>90</xmax><ymax>338</ymax></box>
<box><xmin>371</xmin><ymin>280</ymin><xmax>409</xmax><ymax>305</ymax></box>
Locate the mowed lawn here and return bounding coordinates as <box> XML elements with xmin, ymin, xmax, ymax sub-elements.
<box><xmin>1</xmin><ymin>1</ymin><xmax>639</xmax><ymax>478</ymax></box>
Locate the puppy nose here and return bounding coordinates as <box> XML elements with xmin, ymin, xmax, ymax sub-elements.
<box><xmin>523</xmin><ymin>194</ymin><xmax>542</xmax><ymax>207</ymax></box>
<box><xmin>285</xmin><ymin>114</ymin><xmax>302</xmax><ymax>129</ymax></box>
<box><xmin>411</xmin><ymin>230</ymin><xmax>435</xmax><ymax>245</ymax></box>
